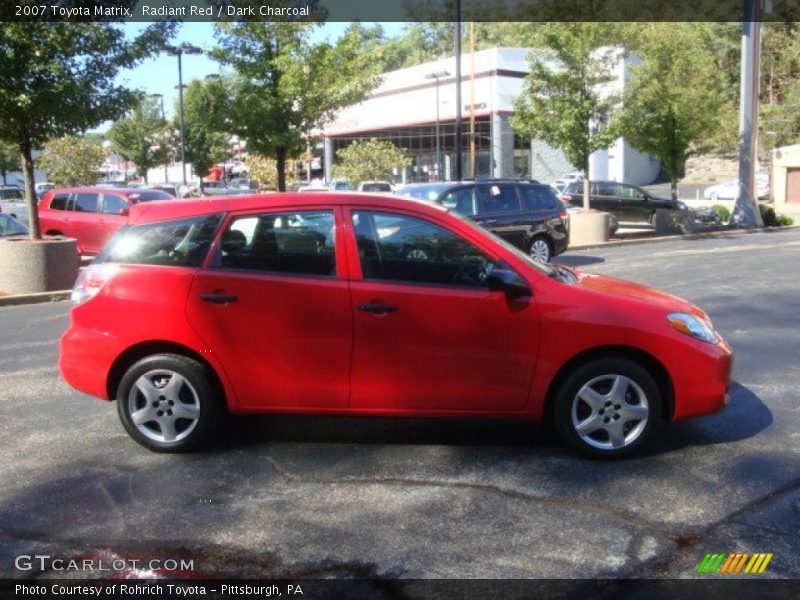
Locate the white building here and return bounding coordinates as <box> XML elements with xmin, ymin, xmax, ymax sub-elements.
<box><xmin>320</xmin><ymin>47</ymin><xmax>660</xmax><ymax>186</ymax></box>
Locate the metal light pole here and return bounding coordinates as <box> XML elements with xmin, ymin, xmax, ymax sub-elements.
<box><xmin>454</xmin><ymin>0</ymin><xmax>463</xmax><ymax>181</ymax></box>
<box><xmin>733</xmin><ymin>0</ymin><xmax>765</xmax><ymax>228</ymax></box>
<box><xmin>149</xmin><ymin>93</ymin><xmax>168</xmax><ymax>183</ymax></box>
<box><xmin>164</xmin><ymin>42</ymin><xmax>203</xmax><ymax>186</ymax></box>
<box><xmin>425</xmin><ymin>71</ymin><xmax>449</xmax><ymax>182</ymax></box>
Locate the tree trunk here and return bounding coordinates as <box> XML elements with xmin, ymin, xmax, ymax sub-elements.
<box><xmin>276</xmin><ymin>147</ymin><xmax>287</xmax><ymax>192</ymax></box>
<box><xmin>1</xmin><ymin>170</ymin><xmax>6</xmax><ymax>185</ymax></box>
<box><xmin>19</xmin><ymin>136</ymin><xmax>41</xmax><ymax>240</ymax></box>
<box><xmin>671</xmin><ymin>178</ymin><xmax>678</xmax><ymax>203</ymax></box>
<box><xmin>582</xmin><ymin>172</ymin><xmax>590</xmax><ymax>211</ymax></box>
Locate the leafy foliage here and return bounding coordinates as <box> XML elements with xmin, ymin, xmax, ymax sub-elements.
<box><xmin>37</xmin><ymin>136</ymin><xmax>106</xmax><ymax>187</ymax></box>
<box><xmin>0</xmin><ymin>18</ymin><xmax>175</xmax><ymax>237</ymax></box>
<box><xmin>613</xmin><ymin>24</ymin><xmax>730</xmax><ymax>201</ymax></box>
<box><xmin>247</xmin><ymin>154</ymin><xmax>297</xmax><ymax>191</ymax></box>
<box><xmin>0</xmin><ymin>142</ymin><xmax>19</xmax><ymax>185</ymax></box>
<box><xmin>333</xmin><ymin>139</ymin><xmax>411</xmax><ymax>185</ymax></box>
<box><xmin>211</xmin><ymin>20</ymin><xmax>382</xmax><ymax>191</ymax></box>
<box><xmin>759</xmin><ymin>203</ymin><xmax>794</xmax><ymax>227</ymax></box>
<box><xmin>510</xmin><ymin>24</ymin><xmax>624</xmax><ymax>209</ymax></box>
<box><xmin>180</xmin><ymin>79</ymin><xmax>231</xmax><ymax>179</ymax></box>
<box><xmin>108</xmin><ymin>97</ymin><xmax>171</xmax><ymax>184</ymax></box>
<box><xmin>712</xmin><ymin>204</ymin><xmax>731</xmax><ymax>223</ymax></box>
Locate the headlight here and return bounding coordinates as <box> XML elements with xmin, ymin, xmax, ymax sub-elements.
<box><xmin>667</xmin><ymin>312</ymin><xmax>719</xmax><ymax>344</ymax></box>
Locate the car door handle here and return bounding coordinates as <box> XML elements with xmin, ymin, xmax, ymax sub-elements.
<box><xmin>357</xmin><ymin>303</ymin><xmax>398</xmax><ymax>314</ymax></box>
<box><xmin>200</xmin><ymin>292</ymin><xmax>238</xmax><ymax>304</ymax></box>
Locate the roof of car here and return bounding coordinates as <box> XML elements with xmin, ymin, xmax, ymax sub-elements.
<box><xmin>44</xmin><ymin>186</ymin><xmax>158</xmax><ymax>196</ymax></box>
<box><xmin>128</xmin><ymin>192</ymin><xmax>444</xmax><ymax>225</ymax></box>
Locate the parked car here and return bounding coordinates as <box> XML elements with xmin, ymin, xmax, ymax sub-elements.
<box><xmin>35</xmin><ymin>182</ymin><xmax>55</xmax><ymax>199</ymax></box>
<box><xmin>148</xmin><ymin>184</ymin><xmax>178</xmax><ymax>198</ymax></box>
<box><xmin>60</xmin><ymin>192</ymin><xmax>732</xmax><ymax>458</ymax></box>
<box><xmin>703</xmin><ymin>177</ymin><xmax>769</xmax><ymax>201</ymax></box>
<box><xmin>0</xmin><ymin>213</ymin><xmax>28</xmax><ymax>238</ymax></box>
<box><xmin>357</xmin><ymin>181</ymin><xmax>393</xmax><ymax>193</ymax></box>
<box><xmin>561</xmin><ymin>181</ymin><xmax>686</xmax><ymax>224</ymax></box>
<box><xmin>0</xmin><ymin>186</ymin><xmax>28</xmax><ymax>223</ymax></box>
<box><xmin>329</xmin><ymin>180</ymin><xmax>353</xmax><ymax>191</ymax></box>
<box><xmin>229</xmin><ymin>178</ymin><xmax>256</xmax><ymax>190</ymax></box>
<box><xmin>396</xmin><ymin>180</ymin><xmax>568</xmax><ymax>262</ymax></box>
<box><xmin>200</xmin><ymin>182</ymin><xmax>252</xmax><ymax>197</ymax></box>
<box><xmin>38</xmin><ymin>187</ymin><xmax>174</xmax><ymax>254</ymax></box>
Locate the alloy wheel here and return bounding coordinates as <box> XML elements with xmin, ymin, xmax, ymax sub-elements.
<box><xmin>127</xmin><ymin>369</ymin><xmax>201</xmax><ymax>443</ymax></box>
<box><xmin>529</xmin><ymin>238</ymin><xmax>551</xmax><ymax>263</ymax></box>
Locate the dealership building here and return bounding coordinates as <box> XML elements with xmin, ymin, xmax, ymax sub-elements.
<box><xmin>319</xmin><ymin>47</ymin><xmax>660</xmax><ymax>186</ymax></box>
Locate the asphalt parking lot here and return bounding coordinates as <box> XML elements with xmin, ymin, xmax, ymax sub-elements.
<box><xmin>1</xmin><ymin>228</ymin><xmax>799</xmax><ymax>582</ymax></box>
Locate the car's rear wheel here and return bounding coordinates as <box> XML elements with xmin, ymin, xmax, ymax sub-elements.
<box><xmin>553</xmin><ymin>357</ymin><xmax>663</xmax><ymax>459</ymax></box>
<box><xmin>528</xmin><ymin>235</ymin><xmax>553</xmax><ymax>263</ymax></box>
<box><xmin>116</xmin><ymin>354</ymin><xmax>222</xmax><ymax>453</ymax></box>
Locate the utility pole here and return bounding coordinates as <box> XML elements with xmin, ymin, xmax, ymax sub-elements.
<box><xmin>164</xmin><ymin>42</ymin><xmax>203</xmax><ymax>186</ymax></box>
<box><xmin>454</xmin><ymin>0</ymin><xmax>463</xmax><ymax>181</ymax></box>
<box><xmin>733</xmin><ymin>0</ymin><xmax>765</xmax><ymax>227</ymax></box>
<box><xmin>469</xmin><ymin>22</ymin><xmax>476</xmax><ymax>179</ymax></box>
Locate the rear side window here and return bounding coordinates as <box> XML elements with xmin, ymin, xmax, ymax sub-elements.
<box><xmin>101</xmin><ymin>215</ymin><xmax>222</xmax><ymax>267</ymax></box>
<box><xmin>49</xmin><ymin>193</ymin><xmax>71</xmax><ymax>211</ymax></box>
<box><xmin>216</xmin><ymin>210</ymin><xmax>336</xmax><ymax>277</ymax></box>
<box><xmin>73</xmin><ymin>193</ymin><xmax>99</xmax><ymax>213</ymax></box>
<box><xmin>440</xmin><ymin>187</ymin><xmax>477</xmax><ymax>216</ymax></box>
<box><xmin>519</xmin><ymin>185</ymin><xmax>558</xmax><ymax>210</ymax></box>
<box><xmin>476</xmin><ymin>185</ymin><xmax>520</xmax><ymax>214</ymax></box>
<box><xmin>593</xmin><ymin>182</ymin><xmax>618</xmax><ymax>196</ymax></box>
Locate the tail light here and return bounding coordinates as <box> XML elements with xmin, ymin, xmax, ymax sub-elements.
<box><xmin>71</xmin><ymin>264</ymin><xmax>117</xmax><ymax>305</ymax></box>
<box><xmin>559</xmin><ymin>194</ymin><xmax>572</xmax><ymax>203</ymax></box>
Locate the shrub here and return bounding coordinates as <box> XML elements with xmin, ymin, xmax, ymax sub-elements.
<box><xmin>759</xmin><ymin>203</ymin><xmax>778</xmax><ymax>226</ymax></box>
<box><xmin>777</xmin><ymin>214</ymin><xmax>794</xmax><ymax>226</ymax></box>
<box><xmin>712</xmin><ymin>204</ymin><xmax>730</xmax><ymax>223</ymax></box>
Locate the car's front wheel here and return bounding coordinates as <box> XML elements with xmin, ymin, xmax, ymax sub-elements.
<box><xmin>116</xmin><ymin>354</ymin><xmax>222</xmax><ymax>453</ymax></box>
<box><xmin>553</xmin><ymin>358</ymin><xmax>663</xmax><ymax>459</ymax></box>
<box><xmin>528</xmin><ymin>235</ymin><xmax>553</xmax><ymax>263</ymax></box>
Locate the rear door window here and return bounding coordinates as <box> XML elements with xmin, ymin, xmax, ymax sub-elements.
<box><xmin>518</xmin><ymin>185</ymin><xmax>558</xmax><ymax>210</ymax></box>
<box><xmin>215</xmin><ymin>210</ymin><xmax>336</xmax><ymax>277</ymax></box>
<box><xmin>476</xmin><ymin>185</ymin><xmax>521</xmax><ymax>214</ymax></box>
<box><xmin>595</xmin><ymin>182</ymin><xmax>619</xmax><ymax>196</ymax></box>
<box><xmin>101</xmin><ymin>215</ymin><xmax>222</xmax><ymax>267</ymax></box>
<box><xmin>73</xmin><ymin>193</ymin><xmax>99</xmax><ymax>213</ymax></box>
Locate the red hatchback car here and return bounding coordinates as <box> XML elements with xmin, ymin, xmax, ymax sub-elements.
<box><xmin>59</xmin><ymin>193</ymin><xmax>733</xmax><ymax>458</ymax></box>
<box><xmin>38</xmin><ymin>187</ymin><xmax>174</xmax><ymax>255</ymax></box>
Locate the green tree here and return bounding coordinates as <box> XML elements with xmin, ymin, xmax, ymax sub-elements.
<box><xmin>333</xmin><ymin>139</ymin><xmax>411</xmax><ymax>184</ymax></box>
<box><xmin>248</xmin><ymin>153</ymin><xmax>297</xmax><ymax>191</ymax></box>
<box><xmin>181</xmin><ymin>78</ymin><xmax>230</xmax><ymax>179</ymax></box>
<box><xmin>212</xmin><ymin>19</ymin><xmax>382</xmax><ymax>191</ymax></box>
<box><xmin>37</xmin><ymin>136</ymin><xmax>106</xmax><ymax>187</ymax></box>
<box><xmin>108</xmin><ymin>97</ymin><xmax>172</xmax><ymax>184</ymax></box>
<box><xmin>0</xmin><ymin>142</ymin><xmax>19</xmax><ymax>186</ymax></box>
<box><xmin>511</xmin><ymin>24</ymin><xmax>624</xmax><ymax>209</ymax></box>
<box><xmin>614</xmin><ymin>24</ymin><xmax>731</xmax><ymax>202</ymax></box>
<box><xmin>0</xmin><ymin>16</ymin><xmax>175</xmax><ymax>238</ymax></box>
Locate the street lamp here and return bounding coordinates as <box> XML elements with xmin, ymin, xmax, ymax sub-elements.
<box><xmin>163</xmin><ymin>42</ymin><xmax>203</xmax><ymax>185</ymax></box>
<box><xmin>148</xmin><ymin>93</ymin><xmax>168</xmax><ymax>183</ymax></box>
<box><xmin>425</xmin><ymin>70</ymin><xmax>450</xmax><ymax>181</ymax></box>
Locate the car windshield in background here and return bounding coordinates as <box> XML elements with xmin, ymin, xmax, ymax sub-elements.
<box><xmin>0</xmin><ymin>214</ymin><xmax>28</xmax><ymax>237</ymax></box>
<box><xmin>361</xmin><ymin>183</ymin><xmax>392</xmax><ymax>192</ymax></box>
<box><xmin>396</xmin><ymin>184</ymin><xmax>452</xmax><ymax>201</ymax></box>
<box><xmin>127</xmin><ymin>190</ymin><xmax>174</xmax><ymax>203</ymax></box>
<box><xmin>0</xmin><ymin>189</ymin><xmax>23</xmax><ymax>201</ymax></box>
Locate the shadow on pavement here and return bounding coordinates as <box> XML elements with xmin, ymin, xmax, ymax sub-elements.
<box><xmin>555</xmin><ymin>255</ymin><xmax>605</xmax><ymax>267</ymax></box>
<box><xmin>217</xmin><ymin>381</ymin><xmax>769</xmax><ymax>458</ymax></box>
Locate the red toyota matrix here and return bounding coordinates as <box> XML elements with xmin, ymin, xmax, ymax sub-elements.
<box><xmin>59</xmin><ymin>193</ymin><xmax>732</xmax><ymax>458</ymax></box>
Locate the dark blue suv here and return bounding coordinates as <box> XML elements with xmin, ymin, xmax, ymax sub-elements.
<box><xmin>396</xmin><ymin>180</ymin><xmax>569</xmax><ymax>262</ymax></box>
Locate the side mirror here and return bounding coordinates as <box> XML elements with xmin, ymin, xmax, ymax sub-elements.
<box><xmin>119</xmin><ymin>207</ymin><xmax>130</xmax><ymax>217</ymax></box>
<box><xmin>485</xmin><ymin>268</ymin><xmax>532</xmax><ymax>298</ymax></box>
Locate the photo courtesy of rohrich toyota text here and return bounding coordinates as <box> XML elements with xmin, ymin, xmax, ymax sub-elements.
<box><xmin>0</xmin><ymin>1</ymin><xmax>799</xmax><ymax>599</ymax></box>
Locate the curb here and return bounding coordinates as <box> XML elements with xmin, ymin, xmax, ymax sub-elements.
<box><xmin>0</xmin><ymin>290</ymin><xmax>71</xmax><ymax>307</ymax></box>
<box><xmin>567</xmin><ymin>224</ymin><xmax>800</xmax><ymax>252</ymax></box>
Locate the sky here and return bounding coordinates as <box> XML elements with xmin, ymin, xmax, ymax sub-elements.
<box><xmin>116</xmin><ymin>22</ymin><xmax>405</xmax><ymax>122</ymax></box>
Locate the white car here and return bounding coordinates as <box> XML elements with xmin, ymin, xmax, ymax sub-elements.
<box><xmin>357</xmin><ymin>181</ymin><xmax>393</xmax><ymax>193</ymax></box>
<box><xmin>704</xmin><ymin>177</ymin><xmax>769</xmax><ymax>200</ymax></box>
<box><xmin>0</xmin><ymin>186</ymin><xmax>28</xmax><ymax>224</ymax></box>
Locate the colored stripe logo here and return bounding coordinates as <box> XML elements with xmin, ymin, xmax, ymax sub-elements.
<box><xmin>697</xmin><ymin>552</ymin><xmax>773</xmax><ymax>574</ymax></box>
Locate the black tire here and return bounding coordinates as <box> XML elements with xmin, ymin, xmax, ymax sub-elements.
<box><xmin>116</xmin><ymin>354</ymin><xmax>223</xmax><ymax>453</ymax></box>
<box><xmin>528</xmin><ymin>235</ymin><xmax>553</xmax><ymax>263</ymax></box>
<box><xmin>553</xmin><ymin>357</ymin><xmax>663</xmax><ymax>459</ymax></box>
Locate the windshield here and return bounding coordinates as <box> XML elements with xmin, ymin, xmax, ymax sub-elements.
<box><xmin>444</xmin><ymin>208</ymin><xmax>557</xmax><ymax>276</ymax></box>
<box><xmin>396</xmin><ymin>184</ymin><xmax>451</xmax><ymax>201</ymax></box>
<box><xmin>127</xmin><ymin>190</ymin><xmax>174</xmax><ymax>203</ymax></box>
<box><xmin>0</xmin><ymin>189</ymin><xmax>23</xmax><ymax>201</ymax></box>
<box><xmin>0</xmin><ymin>214</ymin><xmax>28</xmax><ymax>237</ymax></box>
